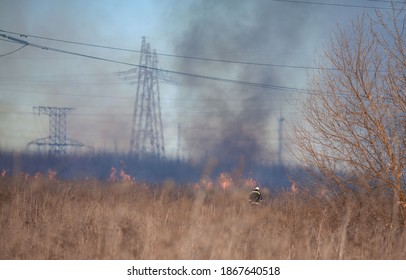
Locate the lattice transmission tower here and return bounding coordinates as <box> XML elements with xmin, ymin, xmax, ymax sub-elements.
<box><xmin>127</xmin><ymin>37</ymin><xmax>165</xmax><ymax>157</ymax></box>
<box><xmin>27</xmin><ymin>106</ymin><xmax>84</xmax><ymax>155</ymax></box>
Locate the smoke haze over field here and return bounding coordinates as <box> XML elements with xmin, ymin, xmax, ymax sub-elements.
<box><xmin>168</xmin><ymin>0</ymin><xmax>326</xmax><ymax>164</ymax></box>
<box><xmin>0</xmin><ymin>0</ymin><xmax>366</xmax><ymax>165</ymax></box>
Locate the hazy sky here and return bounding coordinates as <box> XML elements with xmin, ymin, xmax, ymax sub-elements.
<box><xmin>0</xmin><ymin>0</ymin><xmax>391</xmax><ymax>161</ymax></box>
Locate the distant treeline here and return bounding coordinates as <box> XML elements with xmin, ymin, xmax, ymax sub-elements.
<box><xmin>0</xmin><ymin>150</ymin><xmax>299</xmax><ymax>188</ymax></box>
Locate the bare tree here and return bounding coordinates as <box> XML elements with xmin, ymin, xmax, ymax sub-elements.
<box><xmin>292</xmin><ymin>6</ymin><xmax>405</xmax><ymax>218</ymax></box>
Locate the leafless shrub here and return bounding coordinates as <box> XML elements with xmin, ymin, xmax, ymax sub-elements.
<box><xmin>291</xmin><ymin>5</ymin><xmax>405</xmax><ymax>225</ymax></box>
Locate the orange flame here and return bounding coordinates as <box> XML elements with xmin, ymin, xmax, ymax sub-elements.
<box><xmin>34</xmin><ymin>172</ymin><xmax>42</xmax><ymax>180</ymax></box>
<box><xmin>119</xmin><ymin>169</ymin><xmax>133</xmax><ymax>182</ymax></box>
<box><xmin>47</xmin><ymin>169</ymin><xmax>57</xmax><ymax>180</ymax></box>
<box><xmin>21</xmin><ymin>172</ymin><xmax>30</xmax><ymax>181</ymax></box>
<box><xmin>291</xmin><ymin>182</ymin><xmax>299</xmax><ymax>193</ymax></box>
<box><xmin>194</xmin><ymin>175</ymin><xmax>213</xmax><ymax>190</ymax></box>
<box><xmin>218</xmin><ymin>173</ymin><xmax>233</xmax><ymax>190</ymax></box>
<box><xmin>202</xmin><ymin>175</ymin><xmax>214</xmax><ymax>190</ymax></box>
<box><xmin>109</xmin><ymin>167</ymin><xmax>117</xmax><ymax>182</ymax></box>
<box><xmin>245</xmin><ymin>177</ymin><xmax>257</xmax><ymax>189</ymax></box>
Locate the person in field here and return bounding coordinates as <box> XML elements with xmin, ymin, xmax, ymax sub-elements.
<box><xmin>249</xmin><ymin>186</ymin><xmax>262</xmax><ymax>205</ymax></box>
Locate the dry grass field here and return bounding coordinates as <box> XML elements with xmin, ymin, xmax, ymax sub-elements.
<box><xmin>1</xmin><ymin>175</ymin><xmax>405</xmax><ymax>260</ymax></box>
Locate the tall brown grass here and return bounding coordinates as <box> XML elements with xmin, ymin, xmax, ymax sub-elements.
<box><xmin>1</xmin><ymin>176</ymin><xmax>405</xmax><ymax>259</ymax></box>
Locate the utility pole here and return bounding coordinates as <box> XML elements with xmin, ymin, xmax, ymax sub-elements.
<box><xmin>27</xmin><ymin>106</ymin><xmax>84</xmax><ymax>155</ymax></box>
<box><xmin>278</xmin><ymin>113</ymin><xmax>285</xmax><ymax>165</ymax></box>
<box><xmin>177</xmin><ymin>123</ymin><xmax>181</xmax><ymax>162</ymax></box>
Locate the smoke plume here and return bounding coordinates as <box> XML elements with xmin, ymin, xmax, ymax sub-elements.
<box><xmin>168</xmin><ymin>0</ymin><xmax>317</xmax><ymax>168</ymax></box>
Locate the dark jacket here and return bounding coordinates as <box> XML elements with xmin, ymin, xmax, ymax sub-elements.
<box><xmin>249</xmin><ymin>189</ymin><xmax>262</xmax><ymax>203</ymax></box>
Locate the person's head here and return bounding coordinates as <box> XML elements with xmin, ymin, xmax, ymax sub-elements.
<box><xmin>255</xmin><ymin>186</ymin><xmax>260</xmax><ymax>191</ymax></box>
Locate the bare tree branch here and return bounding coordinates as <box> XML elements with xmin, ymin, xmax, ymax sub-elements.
<box><xmin>291</xmin><ymin>6</ymin><xmax>406</xmax><ymax>220</ymax></box>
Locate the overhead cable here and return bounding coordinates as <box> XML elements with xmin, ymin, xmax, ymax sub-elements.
<box><xmin>273</xmin><ymin>0</ymin><xmax>403</xmax><ymax>10</ymax></box>
<box><xmin>0</xmin><ymin>44</ymin><xmax>28</xmax><ymax>58</ymax></box>
<box><xmin>0</xmin><ymin>33</ymin><xmax>309</xmax><ymax>94</ymax></box>
<box><xmin>0</xmin><ymin>29</ymin><xmax>333</xmax><ymax>71</ymax></box>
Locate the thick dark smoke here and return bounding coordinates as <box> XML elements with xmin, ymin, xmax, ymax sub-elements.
<box><xmin>0</xmin><ymin>0</ymin><xmax>330</xmax><ymax>183</ymax></box>
<box><xmin>169</xmin><ymin>0</ymin><xmax>316</xmax><ymax>168</ymax></box>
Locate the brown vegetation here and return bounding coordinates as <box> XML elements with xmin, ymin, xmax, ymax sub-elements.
<box><xmin>292</xmin><ymin>7</ymin><xmax>405</xmax><ymax>221</ymax></box>
<box><xmin>1</xmin><ymin>176</ymin><xmax>405</xmax><ymax>260</ymax></box>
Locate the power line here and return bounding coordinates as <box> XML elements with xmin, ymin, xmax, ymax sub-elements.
<box><xmin>368</xmin><ymin>0</ymin><xmax>405</xmax><ymax>4</ymax></box>
<box><xmin>0</xmin><ymin>72</ymin><xmax>115</xmax><ymax>81</ymax></box>
<box><xmin>0</xmin><ymin>88</ymin><xmax>295</xmax><ymax>108</ymax></box>
<box><xmin>0</xmin><ymin>105</ymin><xmax>300</xmax><ymax>117</ymax></box>
<box><xmin>273</xmin><ymin>0</ymin><xmax>403</xmax><ymax>10</ymax></box>
<box><xmin>0</xmin><ymin>33</ymin><xmax>309</xmax><ymax>94</ymax></box>
<box><xmin>0</xmin><ymin>44</ymin><xmax>27</xmax><ymax>58</ymax></box>
<box><xmin>0</xmin><ymin>29</ymin><xmax>332</xmax><ymax>71</ymax></box>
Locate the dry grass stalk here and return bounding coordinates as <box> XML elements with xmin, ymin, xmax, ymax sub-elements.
<box><xmin>1</xmin><ymin>177</ymin><xmax>405</xmax><ymax>260</ymax></box>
